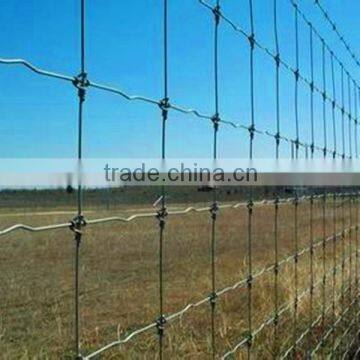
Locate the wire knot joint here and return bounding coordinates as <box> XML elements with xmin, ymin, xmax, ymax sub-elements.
<box><xmin>209</xmin><ymin>292</ymin><xmax>217</xmax><ymax>306</ymax></box>
<box><xmin>274</xmin><ymin>263</ymin><xmax>279</xmax><ymax>275</ymax></box>
<box><xmin>210</xmin><ymin>201</ymin><xmax>219</xmax><ymax>220</ymax></box>
<box><xmin>159</xmin><ymin>97</ymin><xmax>170</xmax><ymax>121</ymax></box>
<box><xmin>156</xmin><ymin>315</ymin><xmax>166</xmax><ymax>336</ymax></box>
<box><xmin>73</xmin><ymin>72</ymin><xmax>89</xmax><ymax>102</ymax></box>
<box><xmin>275</xmin><ymin>53</ymin><xmax>280</xmax><ymax>67</ymax></box>
<box><xmin>247</xmin><ymin>199</ymin><xmax>254</xmax><ymax>213</ymax></box>
<box><xmin>212</xmin><ymin>113</ymin><xmax>220</xmax><ymax>132</ymax></box>
<box><xmin>246</xmin><ymin>332</ymin><xmax>253</xmax><ymax>348</ymax></box>
<box><xmin>294</xmin><ymin>138</ymin><xmax>300</xmax><ymax>150</ymax></box>
<box><xmin>310</xmin><ymin>81</ymin><xmax>314</xmax><ymax>93</ymax></box>
<box><xmin>247</xmin><ymin>274</ymin><xmax>253</xmax><ymax>288</ymax></box>
<box><xmin>69</xmin><ymin>214</ymin><xmax>86</xmax><ymax>242</ymax></box>
<box><xmin>156</xmin><ymin>207</ymin><xmax>168</xmax><ymax>229</ymax></box>
<box><xmin>294</xmin><ymin>69</ymin><xmax>299</xmax><ymax>82</ymax></box>
<box><xmin>212</xmin><ymin>4</ymin><xmax>221</xmax><ymax>25</ymax></box>
<box><xmin>248</xmin><ymin>33</ymin><xmax>255</xmax><ymax>50</ymax></box>
<box><xmin>248</xmin><ymin>124</ymin><xmax>255</xmax><ymax>140</ymax></box>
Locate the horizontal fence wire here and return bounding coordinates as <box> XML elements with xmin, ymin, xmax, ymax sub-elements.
<box><xmin>199</xmin><ymin>0</ymin><xmax>360</xmax><ymax>159</ymax></box>
<box><xmin>0</xmin><ymin>54</ymin><xmax>338</xmax><ymax>158</ymax></box>
<box><xmin>0</xmin><ymin>193</ymin><xmax>356</xmax><ymax>238</ymax></box>
<box><xmin>1</xmin><ymin>0</ymin><xmax>360</xmax><ymax>359</ymax></box>
<box><xmin>222</xmin><ymin>254</ymin><xmax>354</xmax><ymax>359</ymax></box>
<box><xmin>83</xmin><ymin>208</ymin><xmax>359</xmax><ymax>359</ymax></box>
<box><xmin>313</xmin><ymin>0</ymin><xmax>360</xmax><ymax>68</ymax></box>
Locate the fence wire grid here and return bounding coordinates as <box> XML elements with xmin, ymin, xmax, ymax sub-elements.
<box><xmin>1</xmin><ymin>0</ymin><xmax>360</xmax><ymax>359</ymax></box>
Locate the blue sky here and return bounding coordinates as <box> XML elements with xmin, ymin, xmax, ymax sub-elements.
<box><xmin>0</xmin><ymin>0</ymin><xmax>359</xmax><ymax>159</ymax></box>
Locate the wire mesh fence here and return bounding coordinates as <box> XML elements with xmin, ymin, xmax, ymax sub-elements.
<box><xmin>0</xmin><ymin>0</ymin><xmax>359</xmax><ymax>359</ymax></box>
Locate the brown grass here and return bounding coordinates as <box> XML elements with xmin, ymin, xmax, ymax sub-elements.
<box><xmin>0</xmin><ymin>197</ymin><xmax>359</xmax><ymax>359</ymax></box>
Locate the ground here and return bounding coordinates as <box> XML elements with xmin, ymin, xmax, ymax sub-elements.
<box><xmin>0</xmin><ymin>190</ymin><xmax>359</xmax><ymax>359</ymax></box>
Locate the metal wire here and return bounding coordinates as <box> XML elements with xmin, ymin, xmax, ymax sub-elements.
<box><xmin>288</xmin><ymin>0</ymin><xmax>359</xmax><ymax>106</ymax></box>
<box><xmin>348</xmin><ymin>73</ymin><xmax>353</xmax><ymax>158</ymax></box>
<box><xmin>209</xmin><ymin>2</ymin><xmax>220</xmax><ymax>357</ymax></box>
<box><xmin>309</xmin><ymin>23</ymin><xmax>315</xmax><ymax>158</ymax></box>
<box><xmin>222</xmin><ymin>251</ymin><xmax>354</xmax><ymax>359</ymax></box>
<box><xmin>71</xmin><ymin>1</ymin><xmax>87</xmax><ymax>357</ymax></box>
<box><xmin>310</xmin><ymin>287</ymin><xmax>357</xmax><ymax>357</ymax></box>
<box><xmin>341</xmin><ymin>64</ymin><xmax>346</xmax><ymax>159</ymax></box>
<box><xmin>321</xmin><ymin>189</ymin><xmax>327</xmax><ymax>355</ymax></box>
<box><xmin>1</xmin><ymin>2</ymin><xmax>357</xmax><ymax>159</ymax></box>
<box><xmin>272</xmin><ymin>194</ymin><xmax>280</xmax><ymax>358</ymax></box>
<box><xmin>356</xmin><ymin>193</ymin><xmax>360</xmax><ymax>308</ymax></box>
<box><xmin>1</xmin><ymin>1</ymin><xmax>359</xmax><ymax>359</ymax></box>
<box><xmin>294</xmin><ymin>3</ymin><xmax>300</xmax><ymax>158</ymax></box>
<box><xmin>313</xmin><ymin>0</ymin><xmax>360</xmax><ymax>68</ymax></box>
<box><xmin>322</xmin><ymin>39</ymin><xmax>327</xmax><ymax>157</ymax></box>
<box><xmin>292</xmin><ymin>194</ymin><xmax>299</xmax><ymax>356</ymax></box>
<box><xmin>0</xmin><ymin>199</ymin><xmax>356</xmax><ymax>358</ymax></box>
<box><xmin>332</xmin><ymin>192</ymin><xmax>338</xmax><ymax>351</ymax></box>
<box><xmin>338</xmin><ymin>191</ymin><xmax>347</xmax><ymax>356</ymax></box>
<box><xmin>155</xmin><ymin>1</ymin><xmax>169</xmax><ymax>358</ymax></box>
<box><xmin>354</xmin><ymin>80</ymin><xmax>359</xmax><ymax>159</ymax></box>
<box><xmin>306</xmin><ymin>193</ymin><xmax>315</xmax><ymax>357</ymax></box>
<box><xmin>1</xmin><ymin>193</ymin><xmax>356</xmax><ymax>238</ymax></box>
<box><xmin>331</xmin><ymin>52</ymin><xmax>337</xmax><ymax>158</ymax></box>
<box><xmin>283</xmin><ymin>265</ymin><xmax>355</xmax><ymax>359</ymax></box>
<box><xmin>273</xmin><ymin>0</ymin><xmax>280</xmax><ymax>159</ymax></box>
<box><xmin>0</xmin><ymin>57</ymin><xmax>353</xmax><ymax>160</ymax></box>
<box><xmin>248</xmin><ymin>0</ymin><xmax>255</xmax><ymax>159</ymax></box>
<box><xmin>198</xmin><ymin>0</ymin><xmax>358</xmax><ymax>159</ymax></box>
<box><xmin>246</xmin><ymin>195</ymin><xmax>253</xmax><ymax>359</ymax></box>
<box><xmin>0</xmin><ymin>58</ymin><xmax>74</xmax><ymax>81</ymax></box>
<box><xmin>341</xmin><ymin>311</ymin><xmax>360</xmax><ymax>359</ymax></box>
<box><xmin>82</xmin><ymin>207</ymin><xmax>357</xmax><ymax>359</ymax></box>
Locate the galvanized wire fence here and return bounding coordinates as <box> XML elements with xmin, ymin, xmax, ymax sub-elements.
<box><xmin>1</xmin><ymin>0</ymin><xmax>360</xmax><ymax>359</ymax></box>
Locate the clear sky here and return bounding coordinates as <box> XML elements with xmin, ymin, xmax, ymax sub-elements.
<box><xmin>0</xmin><ymin>0</ymin><xmax>359</xmax><ymax>159</ymax></box>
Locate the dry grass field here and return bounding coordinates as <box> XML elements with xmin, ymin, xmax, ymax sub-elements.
<box><xmin>0</xmin><ymin>193</ymin><xmax>359</xmax><ymax>359</ymax></box>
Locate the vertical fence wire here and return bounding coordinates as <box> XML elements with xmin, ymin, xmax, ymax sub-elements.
<box><xmin>273</xmin><ymin>195</ymin><xmax>280</xmax><ymax>358</ymax></box>
<box><xmin>322</xmin><ymin>39</ymin><xmax>327</xmax><ymax>157</ymax></box>
<box><xmin>347</xmin><ymin>73</ymin><xmax>353</xmax><ymax>158</ymax></box>
<box><xmin>331</xmin><ymin>53</ymin><xmax>337</xmax><ymax>158</ymax></box>
<box><xmin>332</xmin><ymin>192</ymin><xmax>337</xmax><ymax>352</ymax></box>
<box><xmin>246</xmin><ymin>196</ymin><xmax>253</xmax><ymax>359</ymax></box>
<box><xmin>292</xmin><ymin>193</ymin><xmax>299</xmax><ymax>357</ymax></box>
<box><xmin>155</xmin><ymin>1</ymin><xmax>169</xmax><ymax>358</ymax></box>
<box><xmin>273</xmin><ymin>0</ymin><xmax>281</xmax><ymax>159</ymax></box>
<box><xmin>337</xmin><ymin>191</ymin><xmax>346</xmax><ymax>355</ymax></box>
<box><xmin>272</xmin><ymin>2</ymin><xmax>280</xmax><ymax>356</ymax></box>
<box><xmin>72</xmin><ymin>1</ymin><xmax>87</xmax><ymax>358</ymax></box>
<box><xmin>354</xmin><ymin>81</ymin><xmax>359</xmax><ymax>159</ymax></box>
<box><xmin>210</xmin><ymin>2</ymin><xmax>220</xmax><ymax>358</ymax></box>
<box><xmin>248</xmin><ymin>0</ymin><xmax>255</xmax><ymax>159</ymax></box>
<box><xmin>349</xmin><ymin>193</ymin><xmax>353</xmax><ymax>306</ymax></box>
<box><xmin>341</xmin><ymin>65</ymin><xmax>346</xmax><ymax>159</ymax></box>
<box><xmin>294</xmin><ymin>3</ymin><xmax>299</xmax><ymax>159</ymax></box>
<box><xmin>321</xmin><ymin>188</ymin><xmax>327</xmax><ymax>354</ymax></box>
<box><xmin>356</xmin><ymin>192</ymin><xmax>359</xmax><ymax>313</ymax></box>
<box><xmin>307</xmin><ymin>193</ymin><xmax>315</xmax><ymax>356</ymax></box>
<box><xmin>247</xmin><ymin>1</ymin><xmax>255</xmax><ymax>357</ymax></box>
<box><xmin>309</xmin><ymin>23</ymin><xmax>315</xmax><ymax>158</ymax></box>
